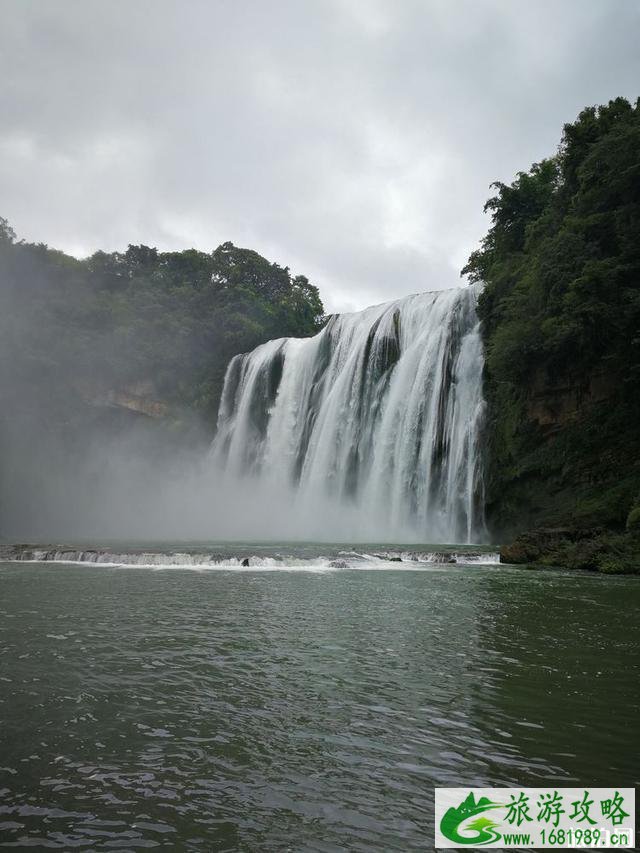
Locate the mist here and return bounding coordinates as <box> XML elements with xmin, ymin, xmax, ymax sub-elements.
<box><xmin>0</xmin><ymin>293</ymin><xmax>303</xmax><ymax>543</ymax></box>
<box><xmin>0</xmin><ymin>234</ymin><xmax>483</xmax><ymax>545</ymax></box>
<box><xmin>0</xmin><ymin>393</ymin><xmax>405</xmax><ymax>544</ymax></box>
<box><xmin>0</xmin><ymin>220</ymin><xmax>330</xmax><ymax>544</ymax></box>
<box><xmin>0</xmin><ymin>230</ymin><xmax>230</xmax><ymax>542</ymax></box>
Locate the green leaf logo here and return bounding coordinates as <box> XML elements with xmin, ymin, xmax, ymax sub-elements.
<box><xmin>440</xmin><ymin>793</ymin><xmax>504</xmax><ymax>845</ymax></box>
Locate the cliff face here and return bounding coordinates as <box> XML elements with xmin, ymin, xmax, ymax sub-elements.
<box><xmin>77</xmin><ymin>379</ymin><xmax>170</xmax><ymax>421</ymax></box>
<box><xmin>479</xmin><ymin>351</ymin><xmax>640</xmax><ymax>573</ymax></box>
<box><xmin>525</xmin><ymin>367</ymin><xmax>614</xmax><ymax>435</ymax></box>
<box><xmin>463</xmin><ymin>98</ymin><xmax>640</xmax><ymax>572</ymax></box>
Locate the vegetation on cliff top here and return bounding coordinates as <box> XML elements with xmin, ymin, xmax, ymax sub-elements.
<box><xmin>0</xmin><ymin>220</ymin><xmax>324</xmax><ymax>426</ymax></box>
<box><xmin>464</xmin><ymin>97</ymin><xmax>640</xmax><ymax>572</ymax></box>
<box><xmin>0</xmin><ymin>225</ymin><xmax>325</xmax><ymax>537</ymax></box>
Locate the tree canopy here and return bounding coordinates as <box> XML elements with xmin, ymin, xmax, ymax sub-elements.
<box><xmin>0</xmin><ymin>225</ymin><xmax>325</xmax><ymax>424</ymax></box>
<box><xmin>464</xmin><ymin>96</ymin><xmax>640</xmax><ymax>386</ymax></box>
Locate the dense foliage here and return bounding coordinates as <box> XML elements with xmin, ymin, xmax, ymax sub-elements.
<box><xmin>0</xmin><ymin>220</ymin><xmax>324</xmax><ymax>426</ymax></box>
<box><xmin>464</xmin><ymin>97</ymin><xmax>640</xmax><ymax>571</ymax></box>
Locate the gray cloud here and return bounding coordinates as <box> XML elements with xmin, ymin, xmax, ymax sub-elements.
<box><xmin>1</xmin><ymin>0</ymin><xmax>638</xmax><ymax>311</ymax></box>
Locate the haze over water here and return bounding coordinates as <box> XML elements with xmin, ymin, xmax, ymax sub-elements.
<box><xmin>1</xmin><ymin>558</ymin><xmax>637</xmax><ymax>850</ymax></box>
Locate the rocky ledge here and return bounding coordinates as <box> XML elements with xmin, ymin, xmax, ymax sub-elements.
<box><xmin>500</xmin><ymin>527</ymin><xmax>640</xmax><ymax>574</ymax></box>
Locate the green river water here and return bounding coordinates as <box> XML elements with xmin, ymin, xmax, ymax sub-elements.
<box><xmin>0</xmin><ymin>554</ymin><xmax>638</xmax><ymax>850</ymax></box>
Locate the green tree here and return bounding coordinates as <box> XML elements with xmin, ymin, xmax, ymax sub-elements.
<box><xmin>0</xmin><ymin>224</ymin><xmax>325</xmax><ymax>427</ymax></box>
<box><xmin>464</xmin><ymin>97</ymin><xmax>640</xmax><ymax>553</ymax></box>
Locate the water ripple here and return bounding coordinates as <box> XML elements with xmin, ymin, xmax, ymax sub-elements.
<box><xmin>0</xmin><ymin>560</ymin><xmax>638</xmax><ymax>850</ymax></box>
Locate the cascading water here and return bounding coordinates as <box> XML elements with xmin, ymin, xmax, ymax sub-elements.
<box><xmin>211</xmin><ymin>285</ymin><xmax>486</xmax><ymax>543</ymax></box>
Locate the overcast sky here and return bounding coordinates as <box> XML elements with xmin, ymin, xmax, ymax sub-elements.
<box><xmin>1</xmin><ymin>1</ymin><xmax>638</xmax><ymax>312</ymax></box>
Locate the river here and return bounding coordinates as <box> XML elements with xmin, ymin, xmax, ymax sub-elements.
<box><xmin>0</xmin><ymin>554</ymin><xmax>637</xmax><ymax>850</ymax></box>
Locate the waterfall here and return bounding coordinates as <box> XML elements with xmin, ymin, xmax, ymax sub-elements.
<box><xmin>211</xmin><ymin>285</ymin><xmax>486</xmax><ymax>543</ymax></box>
